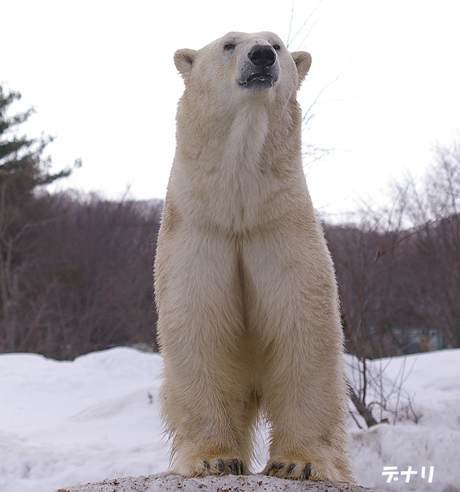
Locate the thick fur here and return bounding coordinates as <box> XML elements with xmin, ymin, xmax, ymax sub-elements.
<box><xmin>154</xmin><ymin>31</ymin><xmax>354</xmax><ymax>483</ymax></box>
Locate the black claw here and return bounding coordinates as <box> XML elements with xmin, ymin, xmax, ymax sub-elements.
<box><xmin>227</xmin><ymin>459</ymin><xmax>234</xmax><ymax>474</ymax></box>
<box><xmin>267</xmin><ymin>462</ymin><xmax>278</xmax><ymax>476</ymax></box>
<box><xmin>217</xmin><ymin>459</ymin><xmax>225</xmax><ymax>474</ymax></box>
<box><xmin>277</xmin><ymin>462</ymin><xmax>285</xmax><ymax>472</ymax></box>
<box><xmin>240</xmin><ymin>461</ymin><xmax>245</xmax><ymax>475</ymax></box>
<box><xmin>233</xmin><ymin>459</ymin><xmax>240</xmax><ymax>475</ymax></box>
<box><xmin>303</xmin><ymin>462</ymin><xmax>312</xmax><ymax>480</ymax></box>
<box><xmin>203</xmin><ymin>460</ymin><xmax>210</xmax><ymax>469</ymax></box>
<box><xmin>287</xmin><ymin>463</ymin><xmax>296</xmax><ymax>474</ymax></box>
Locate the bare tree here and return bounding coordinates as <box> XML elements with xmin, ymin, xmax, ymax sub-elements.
<box><xmin>321</xmin><ymin>136</ymin><xmax>460</xmax><ymax>426</ymax></box>
<box><xmin>388</xmin><ymin>137</ymin><xmax>460</xmax><ymax>347</ymax></box>
<box><xmin>0</xmin><ymin>191</ymin><xmax>163</xmax><ymax>359</ymax></box>
<box><xmin>286</xmin><ymin>1</ymin><xmax>341</xmax><ymax>166</ymax></box>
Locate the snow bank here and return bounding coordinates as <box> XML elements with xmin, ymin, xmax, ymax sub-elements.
<box><xmin>0</xmin><ymin>348</ymin><xmax>168</xmax><ymax>492</ymax></box>
<box><xmin>346</xmin><ymin>349</ymin><xmax>460</xmax><ymax>491</ymax></box>
<box><xmin>1</xmin><ymin>347</ymin><xmax>459</xmax><ymax>492</ymax></box>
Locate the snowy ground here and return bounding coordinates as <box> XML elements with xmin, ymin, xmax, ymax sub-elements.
<box><xmin>1</xmin><ymin>347</ymin><xmax>459</xmax><ymax>492</ymax></box>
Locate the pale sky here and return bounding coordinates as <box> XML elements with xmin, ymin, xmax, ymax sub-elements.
<box><xmin>2</xmin><ymin>0</ymin><xmax>460</xmax><ymax>217</ymax></box>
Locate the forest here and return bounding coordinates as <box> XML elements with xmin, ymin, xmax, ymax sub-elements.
<box><xmin>1</xmin><ymin>84</ymin><xmax>459</xmax><ymax>361</ymax></box>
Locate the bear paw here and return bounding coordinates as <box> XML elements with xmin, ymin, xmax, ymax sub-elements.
<box><xmin>189</xmin><ymin>458</ymin><xmax>246</xmax><ymax>477</ymax></box>
<box><xmin>263</xmin><ymin>460</ymin><xmax>312</xmax><ymax>480</ymax></box>
<box><xmin>263</xmin><ymin>458</ymin><xmax>351</xmax><ymax>482</ymax></box>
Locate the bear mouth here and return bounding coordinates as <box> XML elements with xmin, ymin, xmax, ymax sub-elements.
<box><xmin>239</xmin><ymin>73</ymin><xmax>275</xmax><ymax>89</ymax></box>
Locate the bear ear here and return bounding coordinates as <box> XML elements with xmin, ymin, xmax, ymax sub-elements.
<box><xmin>291</xmin><ymin>51</ymin><xmax>312</xmax><ymax>86</ymax></box>
<box><xmin>174</xmin><ymin>49</ymin><xmax>197</xmax><ymax>79</ymax></box>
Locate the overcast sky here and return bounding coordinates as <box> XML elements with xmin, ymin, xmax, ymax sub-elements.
<box><xmin>2</xmin><ymin>0</ymin><xmax>460</xmax><ymax>217</ymax></box>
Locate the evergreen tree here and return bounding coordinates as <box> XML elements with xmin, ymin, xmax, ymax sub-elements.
<box><xmin>0</xmin><ymin>86</ymin><xmax>70</xmax><ymax>218</ymax></box>
<box><xmin>0</xmin><ymin>85</ymin><xmax>70</xmax><ymax>349</ymax></box>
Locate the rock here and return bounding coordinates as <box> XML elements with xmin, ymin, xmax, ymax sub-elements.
<box><xmin>55</xmin><ymin>473</ymin><xmax>384</xmax><ymax>492</ymax></box>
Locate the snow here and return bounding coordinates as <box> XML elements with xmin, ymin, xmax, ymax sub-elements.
<box><xmin>1</xmin><ymin>347</ymin><xmax>459</xmax><ymax>492</ymax></box>
<box><xmin>346</xmin><ymin>350</ymin><xmax>460</xmax><ymax>491</ymax></box>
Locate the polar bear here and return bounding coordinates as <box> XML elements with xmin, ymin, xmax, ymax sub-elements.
<box><xmin>154</xmin><ymin>31</ymin><xmax>353</xmax><ymax>483</ymax></box>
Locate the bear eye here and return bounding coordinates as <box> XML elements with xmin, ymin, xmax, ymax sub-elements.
<box><xmin>273</xmin><ymin>44</ymin><xmax>281</xmax><ymax>51</ymax></box>
<box><xmin>224</xmin><ymin>43</ymin><xmax>236</xmax><ymax>51</ymax></box>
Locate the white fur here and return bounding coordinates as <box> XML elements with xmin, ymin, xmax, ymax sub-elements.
<box><xmin>154</xmin><ymin>31</ymin><xmax>354</xmax><ymax>483</ymax></box>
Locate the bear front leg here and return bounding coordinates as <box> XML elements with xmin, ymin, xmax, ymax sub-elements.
<box><xmin>242</xmin><ymin>224</ymin><xmax>354</xmax><ymax>483</ymax></box>
<box><xmin>259</xmin><ymin>348</ymin><xmax>354</xmax><ymax>483</ymax></box>
<box><xmin>160</xmin><ymin>368</ymin><xmax>254</xmax><ymax>477</ymax></box>
<box><xmin>156</xmin><ymin>232</ymin><xmax>256</xmax><ymax>476</ymax></box>
<box><xmin>259</xmin><ymin>350</ymin><xmax>353</xmax><ymax>482</ymax></box>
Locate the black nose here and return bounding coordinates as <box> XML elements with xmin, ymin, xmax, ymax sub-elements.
<box><xmin>248</xmin><ymin>45</ymin><xmax>276</xmax><ymax>68</ymax></box>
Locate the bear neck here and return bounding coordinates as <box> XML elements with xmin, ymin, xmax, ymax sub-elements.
<box><xmin>223</xmin><ymin>99</ymin><xmax>269</xmax><ymax>173</ymax></box>
<box><xmin>175</xmin><ymin>90</ymin><xmax>302</xmax><ymax>174</ymax></box>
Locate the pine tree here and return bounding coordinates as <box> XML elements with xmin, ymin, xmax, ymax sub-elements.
<box><xmin>0</xmin><ymin>86</ymin><xmax>70</xmax><ymax>215</ymax></box>
<box><xmin>0</xmin><ymin>85</ymin><xmax>71</xmax><ymax>349</ymax></box>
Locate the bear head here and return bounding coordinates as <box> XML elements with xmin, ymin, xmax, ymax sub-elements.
<box><xmin>173</xmin><ymin>32</ymin><xmax>311</xmax><ymax>107</ymax></box>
